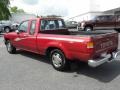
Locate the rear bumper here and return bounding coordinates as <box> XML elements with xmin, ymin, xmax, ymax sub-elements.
<box><xmin>88</xmin><ymin>50</ymin><xmax>120</xmax><ymax>67</ymax></box>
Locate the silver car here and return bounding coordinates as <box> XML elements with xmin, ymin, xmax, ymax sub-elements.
<box><xmin>65</xmin><ymin>21</ymin><xmax>78</xmax><ymax>29</ymax></box>
<box><xmin>0</xmin><ymin>20</ymin><xmax>12</xmax><ymax>33</ymax></box>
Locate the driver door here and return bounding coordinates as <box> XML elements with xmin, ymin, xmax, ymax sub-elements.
<box><xmin>14</xmin><ymin>20</ymin><xmax>29</xmax><ymax>49</ymax></box>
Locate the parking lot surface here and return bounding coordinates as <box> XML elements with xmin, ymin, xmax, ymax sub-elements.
<box><xmin>0</xmin><ymin>30</ymin><xmax>120</xmax><ymax>90</ymax></box>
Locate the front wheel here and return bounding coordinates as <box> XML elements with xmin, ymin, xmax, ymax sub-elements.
<box><xmin>6</xmin><ymin>40</ymin><xmax>16</xmax><ymax>54</ymax></box>
<box><xmin>84</xmin><ymin>26</ymin><xmax>93</xmax><ymax>31</ymax></box>
<box><xmin>50</xmin><ymin>49</ymin><xmax>70</xmax><ymax>71</ymax></box>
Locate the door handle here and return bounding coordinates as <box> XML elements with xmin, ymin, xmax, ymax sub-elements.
<box><xmin>23</xmin><ymin>35</ymin><xmax>28</xmax><ymax>37</ymax></box>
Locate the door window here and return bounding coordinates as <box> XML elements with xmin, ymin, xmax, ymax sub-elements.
<box><xmin>18</xmin><ymin>21</ymin><xmax>29</xmax><ymax>32</ymax></box>
<box><xmin>30</xmin><ymin>20</ymin><xmax>36</xmax><ymax>35</ymax></box>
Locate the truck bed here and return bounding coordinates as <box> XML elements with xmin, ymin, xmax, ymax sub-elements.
<box><xmin>69</xmin><ymin>30</ymin><xmax>117</xmax><ymax>36</ymax></box>
<box><xmin>41</xmin><ymin>29</ymin><xmax>117</xmax><ymax>36</ymax></box>
<box><xmin>41</xmin><ymin>29</ymin><xmax>118</xmax><ymax>55</ymax></box>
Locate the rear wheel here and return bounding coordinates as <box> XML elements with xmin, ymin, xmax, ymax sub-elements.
<box><xmin>50</xmin><ymin>49</ymin><xmax>70</xmax><ymax>71</ymax></box>
<box><xmin>6</xmin><ymin>40</ymin><xmax>16</xmax><ymax>54</ymax></box>
<box><xmin>84</xmin><ymin>26</ymin><xmax>93</xmax><ymax>31</ymax></box>
<box><xmin>115</xmin><ymin>29</ymin><xmax>120</xmax><ymax>32</ymax></box>
<box><xmin>4</xmin><ymin>27</ymin><xmax>10</xmax><ymax>33</ymax></box>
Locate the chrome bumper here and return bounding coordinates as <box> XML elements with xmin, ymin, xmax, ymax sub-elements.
<box><xmin>88</xmin><ymin>50</ymin><xmax>120</xmax><ymax>67</ymax></box>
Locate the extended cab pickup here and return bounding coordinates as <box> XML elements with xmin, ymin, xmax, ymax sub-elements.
<box><xmin>77</xmin><ymin>15</ymin><xmax>120</xmax><ymax>32</ymax></box>
<box><xmin>4</xmin><ymin>17</ymin><xmax>120</xmax><ymax>71</ymax></box>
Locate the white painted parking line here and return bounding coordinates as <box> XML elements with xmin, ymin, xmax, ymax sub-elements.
<box><xmin>0</xmin><ymin>43</ymin><xmax>5</xmax><ymax>48</ymax></box>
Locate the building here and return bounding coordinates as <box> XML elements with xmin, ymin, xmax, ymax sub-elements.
<box><xmin>67</xmin><ymin>0</ymin><xmax>120</xmax><ymax>22</ymax></box>
<box><xmin>9</xmin><ymin>13</ymin><xmax>36</xmax><ymax>23</ymax></box>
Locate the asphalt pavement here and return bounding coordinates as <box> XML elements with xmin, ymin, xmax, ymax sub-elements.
<box><xmin>0</xmin><ymin>31</ymin><xmax>120</xmax><ymax>90</ymax></box>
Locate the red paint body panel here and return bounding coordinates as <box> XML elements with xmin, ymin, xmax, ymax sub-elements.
<box><xmin>4</xmin><ymin>18</ymin><xmax>118</xmax><ymax>62</ymax></box>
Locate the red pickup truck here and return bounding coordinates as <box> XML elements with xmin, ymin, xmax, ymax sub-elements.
<box><xmin>4</xmin><ymin>17</ymin><xmax>120</xmax><ymax>71</ymax></box>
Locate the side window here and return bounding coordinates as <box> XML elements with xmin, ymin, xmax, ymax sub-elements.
<box><xmin>99</xmin><ymin>16</ymin><xmax>105</xmax><ymax>21</ymax></box>
<box><xmin>106</xmin><ymin>16</ymin><xmax>114</xmax><ymax>21</ymax></box>
<box><xmin>58</xmin><ymin>20</ymin><xmax>64</xmax><ymax>28</ymax></box>
<box><xmin>41</xmin><ymin>20</ymin><xmax>46</xmax><ymax>30</ymax></box>
<box><xmin>48</xmin><ymin>21</ymin><xmax>56</xmax><ymax>30</ymax></box>
<box><xmin>40</xmin><ymin>19</ymin><xmax>65</xmax><ymax>31</ymax></box>
<box><xmin>19</xmin><ymin>21</ymin><xmax>29</xmax><ymax>32</ymax></box>
<box><xmin>30</xmin><ymin>20</ymin><xmax>36</xmax><ymax>35</ymax></box>
<box><xmin>41</xmin><ymin>20</ymin><xmax>56</xmax><ymax>30</ymax></box>
<box><xmin>117</xmin><ymin>16</ymin><xmax>120</xmax><ymax>21</ymax></box>
<box><xmin>96</xmin><ymin>16</ymin><xmax>101</xmax><ymax>21</ymax></box>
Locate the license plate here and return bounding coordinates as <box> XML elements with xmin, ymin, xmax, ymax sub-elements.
<box><xmin>101</xmin><ymin>41</ymin><xmax>113</xmax><ymax>49</ymax></box>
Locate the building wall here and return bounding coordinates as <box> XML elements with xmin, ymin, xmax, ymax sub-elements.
<box><xmin>97</xmin><ymin>0</ymin><xmax>120</xmax><ymax>11</ymax></box>
<box><xmin>9</xmin><ymin>13</ymin><xmax>36</xmax><ymax>23</ymax></box>
<box><xmin>68</xmin><ymin>12</ymin><xmax>104</xmax><ymax>22</ymax></box>
<box><xmin>67</xmin><ymin>0</ymin><xmax>120</xmax><ymax>22</ymax></box>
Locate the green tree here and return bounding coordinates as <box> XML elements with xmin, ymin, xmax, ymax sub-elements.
<box><xmin>0</xmin><ymin>0</ymin><xmax>11</xmax><ymax>20</ymax></box>
<box><xmin>10</xmin><ymin>6</ymin><xmax>25</xmax><ymax>13</ymax></box>
<box><xmin>17</xmin><ymin>9</ymin><xmax>25</xmax><ymax>13</ymax></box>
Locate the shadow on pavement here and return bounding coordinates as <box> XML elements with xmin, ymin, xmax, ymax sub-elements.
<box><xmin>69</xmin><ymin>61</ymin><xmax>120</xmax><ymax>83</ymax></box>
<box><xmin>15</xmin><ymin>50</ymin><xmax>120</xmax><ymax>83</ymax></box>
<box><xmin>16</xmin><ymin>50</ymin><xmax>50</xmax><ymax>64</ymax></box>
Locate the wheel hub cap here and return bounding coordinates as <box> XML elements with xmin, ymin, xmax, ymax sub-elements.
<box><xmin>52</xmin><ymin>53</ymin><xmax>62</xmax><ymax>67</ymax></box>
<box><xmin>5</xmin><ymin>28</ymin><xmax>10</xmax><ymax>33</ymax></box>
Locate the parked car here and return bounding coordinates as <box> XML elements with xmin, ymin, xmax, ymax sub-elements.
<box><xmin>65</xmin><ymin>21</ymin><xmax>78</xmax><ymax>29</ymax></box>
<box><xmin>77</xmin><ymin>15</ymin><xmax>120</xmax><ymax>31</ymax></box>
<box><xmin>4</xmin><ymin>17</ymin><xmax>120</xmax><ymax>71</ymax></box>
<box><xmin>0</xmin><ymin>20</ymin><xmax>19</xmax><ymax>33</ymax></box>
<box><xmin>11</xmin><ymin>23</ymin><xmax>19</xmax><ymax>30</ymax></box>
<box><xmin>0</xmin><ymin>20</ymin><xmax>12</xmax><ymax>33</ymax></box>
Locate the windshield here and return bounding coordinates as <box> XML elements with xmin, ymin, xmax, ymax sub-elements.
<box><xmin>41</xmin><ymin>19</ymin><xmax>66</xmax><ymax>30</ymax></box>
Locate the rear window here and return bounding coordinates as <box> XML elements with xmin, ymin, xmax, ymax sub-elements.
<box><xmin>40</xmin><ymin>19</ymin><xmax>66</xmax><ymax>30</ymax></box>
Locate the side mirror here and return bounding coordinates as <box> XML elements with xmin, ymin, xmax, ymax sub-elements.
<box><xmin>15</xmin><ymin>30</ymin><xmax>20</xmax><ymax>34</ymax></box>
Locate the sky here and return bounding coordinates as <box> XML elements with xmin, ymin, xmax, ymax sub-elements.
<box><xmin>10</xmin><ymin>0</ymin><xmax>90</xmax><ymax>18</ymax></box>
<box><xmin>10</xmin><ymin>0</ymin><xmax>120</xmax><ymax>19</ymax></box>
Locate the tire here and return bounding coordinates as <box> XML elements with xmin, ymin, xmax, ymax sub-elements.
<box><xmin>50</xmin><ymin>49</ymin><xmax>70</xmax><ymax>71</ymax></box>
<box><xmin>84</xmin><ymin>26</ymin><xmax>93</xmax><ymax>31</ymax></box>
<box><xmin>115</xmin><ymin>29</ymin><xmax>120</xmax><ymax>32</ymax></box>
<box><xmin>4</xmin><ymin>27</ymin><xmax>10</xmax><ymax>33</ymax></box>
<box><xmin>6</xmin><ymin>40</ymin><xmax>16</xmax><ymax>54</ymax></box>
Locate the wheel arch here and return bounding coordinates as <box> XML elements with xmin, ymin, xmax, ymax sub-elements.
<box><xmin>4</xmin><ymin>26</ymin><xmax>11</xmax><ymax>29</ymax></box>
<box><xmin>84</xmin><ymin>24</ymin><xmax>93</xmax><ymax>29</ymax></box>
<box><xmin>45</xmin><ymin>45</ymin><xmax>71</xmax><ymax>60</ymax></box>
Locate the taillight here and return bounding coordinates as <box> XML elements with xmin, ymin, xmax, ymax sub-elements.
<box><xmin>87</xmin><ymin>42</ymin><xmax>94</xmax><ymax>48</ymax></box>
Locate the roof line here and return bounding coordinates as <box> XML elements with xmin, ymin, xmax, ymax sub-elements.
<box><xmin>67</xmin><ymin>11</ymin><xmax>103</xmax><ymax>20</ymax></box>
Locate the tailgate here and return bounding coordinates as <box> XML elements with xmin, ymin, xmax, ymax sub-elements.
<box><xmin>92</xmin><ymin>32</ymin><xmax>118</xmax><ymax>55</ymax></box>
